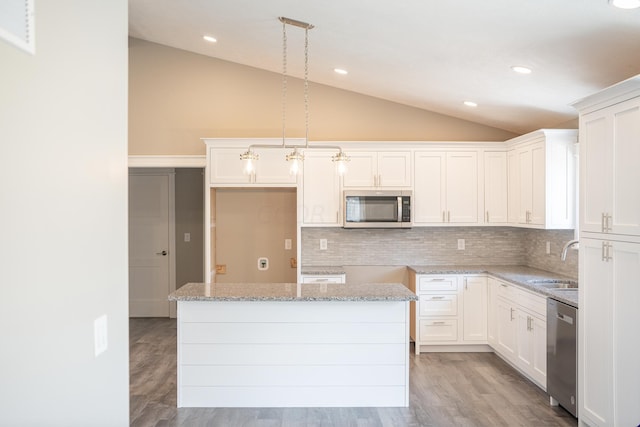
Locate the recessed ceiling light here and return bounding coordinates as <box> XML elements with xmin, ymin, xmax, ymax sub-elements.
<box><xmin>464</xmin><ymin>101</ymin><xmax>478</xmax><ymax>107</ymax></box>
<box><xmin>609</xmin><ymin>0</ymin><xmax>640</xmax><ymax>8</ymax></box>
<box><xmin>334</xmin><ymin>68</ymin><xmax>348</xmax><ymax>75</ymax></box>
<box><xmin>203</xmin><ymin>35</ymin><xmax>217</xmax><ymax>43</ymax></box>
<box><xmin>511</xmin><ymin>66</ymin><xmax>532</xmax><ymax>74</ymax></box>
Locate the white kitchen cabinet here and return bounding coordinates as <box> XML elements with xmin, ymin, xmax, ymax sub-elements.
<box><xmin>409</xmin><ymin>273</ymin><xmax>488</xmax><ymax>354</ymax></box>
<box><xmin>342</xmin><ymin>151</ymin><xmax>411</xmax><ymax>188</ymax></box>
<box><xmin>486</xmin><ymin>277</ymin><xmax>499</xmax><ymax>347</ymax></box>
<box><xmin>483</xmin><ymin>151</ymin><xmax>508</xmax><ymax>224</ymax></box>
<box><xmin>506</xmin><ymin>129</ymin><xmax>576</xmax><ymax>229</ymax></box>
<box><xmin>462</xmin><ymin>276</ymin><xmax>488</xmax><ymax>341</ymax></box>
<box><xmin>579</xmin><ymin>238</ymin><xmax>640</xmax><ymax>426</ymax></box>
<box><xmin>208</xmin><ymin>145</ymin><xmax>297</xmax><ymax>186</ymax></box>
<box><xmin>573</xmin><ymin>76</ymin><xmax>640</xmax><ymax>427</ymax></box>
<box><xmin>413</xmin><ymin>151</ymin><xmax>479</xmax><ymax>225</ymax></box>
<box><xmin>578</xmin><ymin>96</ymin><xmax>640</xmax><ymax>237</ymax></box>
<box><xmin>492</xmin><ymin>280</ymin><xmax>547</xmax><ymax>390</ymax></box>
<box><xmin>301</xmin><ymin>150</ymin><xmax>341</xmax><ymax>226</ymax></box>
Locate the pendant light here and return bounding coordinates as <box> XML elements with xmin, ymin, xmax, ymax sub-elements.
<box><xmin>240</xmin><ymin>17</ymin><xmax>349</xmax><ymax>176</ymax></box>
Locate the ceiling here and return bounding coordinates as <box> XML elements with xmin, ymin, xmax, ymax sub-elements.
<box><xmin>128</xmin><ymin>0</ymin><xmax>640</xmax><ymax>135</ymax></box>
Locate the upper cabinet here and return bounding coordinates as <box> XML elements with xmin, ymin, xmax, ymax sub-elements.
<box><xmin>301</xmin><ymin>150</ymin><xmax>342</xmax><ymax>226</ymax></box>
<box><xmin>342</xmin><ymin>151</ymin><xmax>411</xmax><ymax>189</ymax></box>
<box><xmin>206</xmin><ymin>139</ymin><xmax>298</xmax><ymax>186</ymax></box>
<box><xmin>506</xmin><ymin>129</ymin><xmax>577</xmax><ymax>230</ymax></box>
<box><xmin>484</xmin><ymin>151</ymin><xmax>508</xmax><ymax>224</ymax></box>
<box><xmin>576</xmin><ymin>95</ymin><xmax>640</xmax><ymax>237</ymax></box>
<box><xmin>414</xmin><ymin>151</ymin><xmax>479</xmax><ymax>225</ymax></box>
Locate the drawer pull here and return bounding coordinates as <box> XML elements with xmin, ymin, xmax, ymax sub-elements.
<box><xmin>428</xmin><ymin>278</ymin><xmax>445</xmax><ymax>282</ymax></box>
<box><xmin>432</xmin><ymin>321</ymin><xmax>446</xmax><ymax>325</ymax></box>
<box><xmin>430</xmin><ymin>296</ymin><xmax>445</xmax><ymax>300</ymax></box>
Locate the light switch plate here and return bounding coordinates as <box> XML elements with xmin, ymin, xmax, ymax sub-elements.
<box><xmin>457</xmin><ymin>239</ymin><xmax>465</xmax><ymax>250</ymax></box>
<box><xmin>285</xmin><ymin>239</ymin><xmax>292</xmax><ymax>250</ymax></box>
<box><xmin>94</xmin><ymin>315</ymin><xmax>108</xmax><ymax>357</ymax></box>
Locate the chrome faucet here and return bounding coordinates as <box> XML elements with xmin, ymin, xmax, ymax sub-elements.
<box><xmin>561</xmin><ymin>239</ymin><xmax>579</xmax><ymax>261</ymax></box>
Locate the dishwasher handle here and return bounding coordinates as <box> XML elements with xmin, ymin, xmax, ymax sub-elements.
<box><xmin>557</xmin><ymin>313</ymin><xmax>574</xmax><ymax>325</ymax></box>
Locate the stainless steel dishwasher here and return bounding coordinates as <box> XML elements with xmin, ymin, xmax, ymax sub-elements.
<box><xmin>547</xmin><ymin>298</ymin><xmax>578</xmax><ymax>418</ymax></box>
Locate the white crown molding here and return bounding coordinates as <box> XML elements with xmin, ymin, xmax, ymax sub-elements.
<box><xmin>128</xmin><ymin>155</ymin><xmax>206</xmax><ymax>168</ymax></box>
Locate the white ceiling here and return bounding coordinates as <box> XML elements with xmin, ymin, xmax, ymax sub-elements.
<box><xmin>128</xmin><ymin>0</ymin><xmax>640</xmax><ymax>134</ymax></box>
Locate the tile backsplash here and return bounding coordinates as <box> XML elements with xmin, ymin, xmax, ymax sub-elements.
<box><xmin>302</xmin><ymin>227</ymin><xmax>578</xmax><ymax>279</ymax></box>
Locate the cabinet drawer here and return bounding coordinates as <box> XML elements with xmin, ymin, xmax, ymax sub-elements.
<box><xmin>419</xmin><ymin>294</ymin><xmax>458</xmax><ymax>316</ymax></box>
<box><xmin>496</xmin><ymin>281</ymin><xmax>516</xmax><ymax>301</ymax></box>
<box><xmin>301</xmin><ymin>275</ymin><xmax>345</xmax><ymax>284</ymax></box>
<box><xmin>516</xmin><ymin>288</ymin><xmax>547</xmax><ymax>318</ymax></box>
<box><xmin>418</xmin><ymin>276</ymin><xmax>458</xmax><ymax>292</ymax></box>
<box><xmin>419</xmin><ymin>319</ymin><xmax>458</xmax><ymax>342</ymax></box>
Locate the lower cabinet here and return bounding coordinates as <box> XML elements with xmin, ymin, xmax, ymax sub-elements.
<box><xmin>491</xmin><ymin>278</ymin><xmax>547</xmax><ymax>390</ymax></box>
<box><xmin>409</xmin><ymin>273</ymin><xmax>487</xmax><ymax>354</ymax></box>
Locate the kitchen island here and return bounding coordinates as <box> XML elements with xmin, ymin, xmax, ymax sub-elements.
<box><xmin>169</xmin><ymin>282</ymin><xmax>417</xmax><ymax>408</ymax></box>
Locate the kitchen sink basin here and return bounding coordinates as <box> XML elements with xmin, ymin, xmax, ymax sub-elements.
<box><xmin>527</xmin><ymin>279</ymin><xmax>578</xmax><ymax>289</ymax></box>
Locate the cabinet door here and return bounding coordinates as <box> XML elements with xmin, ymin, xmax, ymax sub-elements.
<box><xmin>530</xmin><ymin>314</ymin><xmax>547</xmax><ymax>388</ymax></box>
<box><xmin>377</xmin><ymin>152</ymin><xmax>411</xmax><ymax>187</ymax></box>
<box><xmin>486</xmin><ymin>278</ymin><xmax>499</xmax><ymax>346</ymax></box>
<box><xmin>529</xmin><ymin>144</ymin><xmax>545</xmax><ymax>225</ymax></box>
<box><xmin>342</xmin><ymin>152</ymin><xmax>376</xmax><ymax>188</ymax></box>
<box><xmin>484</xmin><ymin>151</ymin><xmax>508</xmax><ymax>224</ymax></box>
<box><xmin>446</xmin><ymin>152</ymin><xmax>479</xmax><ymax>224</ymax></box>
<box><xmin>507</xmin><ymin>149</ymin><xmax>520</xmax><ymax>224</ymax></box>
<box><xmin>518</xmin><ymin>147</ymin><xmax>533</xmax><ymax>224</ymax></box>
<box><xmin>302</xmin><ymin>151</ymin><xmax>341</xmax><ymax>225</ymax></box>
<box><xmin>580</xmin><ymin>110</ymin><xmax>612</xmax><ymax>234</ymax></box>
<box><xmin>610</xmin><ymin>98</ymin><xmax>640</xmax><ymax>236</ymax></box>
<box><xmin>254</xmin><ymin>148</ymin><xmax>297</xmax><ymax>184</ymax></box>
<box><xmin>580</xmin><ymin>238</ymin><xmax>613</xmax><ymax>427</ymax></box>
<box><xmin>414</xmin><ymin>152</ymin><xmax>446</xmax><ymax>223</ymax></box>
<box><xmin>209</xmin><ymin>148</ymin><xmax>253</xmax><ymax>184</ymax></box>
<box><xmin>462</xmin><ymin>276</ymin><xmax>487</xmax><ymax>341</ymax></box>
<box><xmin>496</xmin><ymin>297</ymin><xmax>517</xmax><ymax>361</ymax></box>
<box><xmin>515</xmin><ymin>310</ymin><xmax>533</xmax><ymax>370</ymax></box>
<box><xmin>611</xmin><ymin>241</ymin><xmax>640</xmax><ymax>426</ymax></box>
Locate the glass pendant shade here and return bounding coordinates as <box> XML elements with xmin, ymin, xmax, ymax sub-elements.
<box><xmin>332</xmin><ymin>151</ymin><xmax>350</xmax><ymax>176</ymax></box>
<box><xmin>240</xmin><ymin>150</ymin><xmax>258</xmax><ymax>175</ymax></box>
<box><xmin>286</xmin><ymin>148</ymin><xmax>304</xmax><ymax>175</ymax></box>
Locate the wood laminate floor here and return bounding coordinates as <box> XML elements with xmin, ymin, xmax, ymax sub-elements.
<box><xmin>130</xmin><ymin>318</ymin><xmax>577</xmax><ymax>427</ymax></box>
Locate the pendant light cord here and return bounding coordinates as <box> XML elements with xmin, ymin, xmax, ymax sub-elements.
<box><xmin>282</xmin><ymin>20</ymin><xmax>287</xmax><ymax>147</ymax></box>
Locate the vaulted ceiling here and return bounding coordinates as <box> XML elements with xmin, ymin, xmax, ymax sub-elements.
<box><xmin>129</xmin><ymin>0</ymin><xmax>640</xmax><ymax>134</ymax></box>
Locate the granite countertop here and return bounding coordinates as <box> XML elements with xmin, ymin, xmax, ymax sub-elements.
<box><xmin>300</xmin><ymin>266</ymin><xmax>346</xmax><ymax>275</ymax></box>
<box><xmin>408</xmin><ymin>265</ymin><xmax>578</xmax><ymax>308</ymax></box>
<box><xmin>169</xmin><ymin>282</ymin><xmax>418</xmax><ymax>302</ymax></box>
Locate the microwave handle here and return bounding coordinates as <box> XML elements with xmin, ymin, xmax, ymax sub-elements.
<box><xmin>397</xmin><ymin>196</ymin><xmax>402</xmax><ymax>222</ymax></box>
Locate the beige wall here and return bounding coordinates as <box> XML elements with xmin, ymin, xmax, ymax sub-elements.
<box><xmin>129</xmin><ymin>38</ymin><xmax>517</xmax><ymax>155</ymax></box>
<box><xmin>215</xmin><ymin>188</ymin><xmax>297</xmax><ymax>283</ymax></box>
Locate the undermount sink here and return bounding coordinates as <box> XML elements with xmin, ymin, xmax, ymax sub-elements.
<box><xmin>527</xmin><ymin>279</ymin><xmax>578</xmax><ymax>289</ymax></box>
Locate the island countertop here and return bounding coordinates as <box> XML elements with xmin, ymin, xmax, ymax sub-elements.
<box><xmin>169</xmin><ymin>282</ymin><xmax>418</xmax><ymax>302</ymax></box>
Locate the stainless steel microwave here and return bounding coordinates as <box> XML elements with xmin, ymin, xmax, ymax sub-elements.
<box><xmin>343</xmin><ymin>190</ymin><xmax>412</xmax><ymax>228</ymax></box>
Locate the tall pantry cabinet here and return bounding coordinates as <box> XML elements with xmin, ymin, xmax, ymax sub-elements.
<box><xmin>572</xmin><ymin>75</ymin><xmax>640</xmax><ymax>427</ymax></box>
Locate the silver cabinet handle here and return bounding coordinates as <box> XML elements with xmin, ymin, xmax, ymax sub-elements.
<box><xmin>601</xmin><ymin>212</ymin><xmax>606</xmax><ymax>233</ymax></box>
<box><xmin>464</xmin><ymin>277</ymin><xmax>468</xmax><ymax>290</ymax></box>
<box><xmin>500</xmin><ymin>284</ymin><xmax>508</xmax><ymax>288</ymax></box>
<box><xmin>510</xmin><ymin>308</ymin><xmax>515</xmax><ymax>321</ymax></box>
<box><xmin>442</xmin><ymin>211</ymin><xmax>446</xmax><ymax>223</ymax></box>
<box><xmin>431</xmin><ymin>296</ymin><xmax>445</xmax><ymax>300</ymax></box>
<box><xmin>429</xmin><ymin>278</ymin><xmax>445</xmax><ymax>282</ymax></box>
<box><xmin>486</xmin><ymin>211</ymin><xmax>489</xmax><ymax>223</ymax></box>
<box><xmin>605</xmin><ymin>213</ymin><xmax>612</xmax><ymax>232</ymax></box>
<box><xmin>448</xmin><ymin>211</ymin><xmax>451</xmax><ymax>222</ymax></box>
<box><xmin>378</xmin><ymin>174</ymin><xmax>382</xmax><ymax>187</ymax></box>
<box><xmin>432</xmin><ymin>321</ymin><xmax>446</xmax><ymax>325</ymax></box>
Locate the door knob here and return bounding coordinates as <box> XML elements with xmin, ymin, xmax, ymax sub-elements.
<box><xmin>156</xmin><ymin>250</ymin><xmax>167</xmax><ymax>256</ymax></box>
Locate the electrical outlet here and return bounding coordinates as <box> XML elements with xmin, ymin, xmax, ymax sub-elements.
<box><xmin>184</xmin><ymin>232</ymin><xmax>191</xmax><ymax>242</ymax></box>
<box><xmin>457</xmin><ymin>239</ymin><xmax>465</xmax><ymax>250</ymax></box>
<box><xmin>320</xmin><ymin>239</ymin><xmax>328</xmax><ymax>250</ymax></box>
<box><xmin>257</xmin><ymin>257</ymin><xmax>269</xmax><ymax>270</ymax></box>
<box><xmin>285</xmin><ymin>239</ymin><xmax>292</xmax><ymax>250</ymax></box>
<box><xmin>546</xmin><ymin>241</ymin><xmax>551</xmax><ymax>254</ymax></box>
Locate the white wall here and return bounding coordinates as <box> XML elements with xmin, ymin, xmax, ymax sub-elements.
<box><xmin>0</xmin><ymin>2</ymin><xmax>129</xmax><ymax>426</ymax></box>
